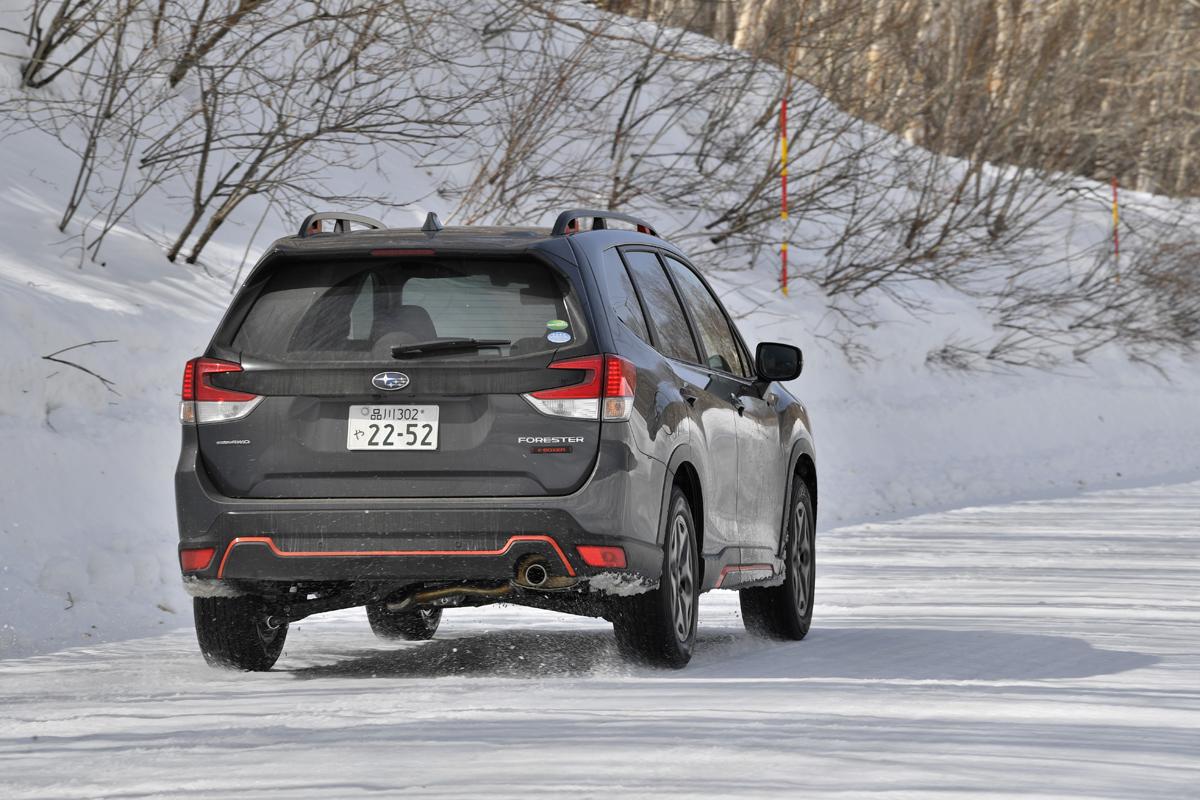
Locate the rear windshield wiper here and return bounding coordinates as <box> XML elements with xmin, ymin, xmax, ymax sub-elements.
<box><xmin>391</xmin><ymin>338</ymin><xmax>511</xmax><ymax>358</ymax></box>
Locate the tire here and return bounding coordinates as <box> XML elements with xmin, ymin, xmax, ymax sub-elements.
<box><xmin>366</xmin><ymin>604</ymin><xmax>442</xmax><ymax>641</ymax></box>
<box><xmin>193</xmin><ymin>596</ymin><xmax>287</xmax><ymax>671</ymax></box>
<box><xmin>612</xmin><ymin>486</ymin><xmax>699</xmax><ymax>668</ymax></box>
<box><xmin>740</xmin><ymin>478</ymin><xmax>815</xmax><ymax>640</ymax></box>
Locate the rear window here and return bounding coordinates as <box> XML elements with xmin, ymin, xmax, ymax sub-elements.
<box><xmin>230</xmin><ymin>258</ymin><xmax>590</xmax><ymax>362</ymax></box>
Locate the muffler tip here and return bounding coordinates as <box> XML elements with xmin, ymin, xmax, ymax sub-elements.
<box><xmin>523</xmin><ymin>562</ymin><xmax>549</xmax><ymax>587</ymax></box>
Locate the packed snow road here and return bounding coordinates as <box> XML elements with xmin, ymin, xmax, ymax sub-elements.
<box><xmin>2</xmin><ymin>482</ymin><xmax>1198</xmax><ymax>799</ymax></box>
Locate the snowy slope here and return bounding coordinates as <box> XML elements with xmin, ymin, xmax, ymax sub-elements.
<box><xmin>1</xmin><ymin>2</ymin><xmax>1200</xmax><ymax>658</ymax></box>
<box><xmin>0</xmin><ymin>127</ymin><xmax>229</xmax><ymax>653</ymax></box>
<box><xmin>2</xmin><ymin>480</ymin><xmax>1198</xmax><ymax>798</ymax></box>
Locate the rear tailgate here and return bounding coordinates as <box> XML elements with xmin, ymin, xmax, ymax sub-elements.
<box><xmin>196</xmin><ymin>254</ymin><xmax>601</xmax><ymax>499</ymax></box>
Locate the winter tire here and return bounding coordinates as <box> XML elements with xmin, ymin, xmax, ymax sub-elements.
<box><xmin>366</xmin><ymin>604</ymin><xmax>442</xmax><ymax>641</ymax></box>
<box><xmin>612</xmin><ymin>486</ymin><xmax>699</xmax><ymax>668</ymax></box>
<box><xmin>740</xmin><ymin>478</ymin><xmax>815</xmax><ymax>640</ymax></box>
<box><xmin>193</xmin><ymin>596</ymin><xmax>288</xmax><ymax>671</ymax></box>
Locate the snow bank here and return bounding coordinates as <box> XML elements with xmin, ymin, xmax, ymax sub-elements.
<box><xmin>1</xmin><ymin>4</ymin><xmax>1198</xmax><ymax>657</ymax></box>
<box><xmin>0</xmin><ymin>127</ymin><xmax>228</xmax><ymax>655</ymax></box>
<box><xmin>725</xmin><ymin>280</ymin><xmax>1200</xmax><ymax>524</ymax></box>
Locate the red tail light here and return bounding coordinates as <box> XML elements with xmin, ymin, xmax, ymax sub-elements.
<box><xmin>180</xmin><ymin>358</ymin><xmax>262</xmax><ymax>423</ymax></box>
<box><xmin>577</xmin><ymin>545</ymin><xmax>627</xmax><ymax>568</ymax></box>
<box><xmin>181</xmin><ymin>360</ymin><xmax>196</xmax><ymax>401</ymax></box>
<box><xmin>182</xmin><ymin>358</ymin><xmax>257</xmax><ymax>402</ymax></box>
<box><xmin>531</xmin><ymin>356</ymin><xmax>603</xmax><ymax>400</ymax></box>
<box><xmin>180</xmin><ymin>547</ymin><xmax>216</xmax><ymax>572</ymax></box>
<box><xmin>524</xmin><ymin>354</ymin><xmax>636</xmax><ymax>420</ymax></box>
<box><xmin>602</xmin><ymin>354</ymin><xmax>636</xmax><ymax>420</ymax></box>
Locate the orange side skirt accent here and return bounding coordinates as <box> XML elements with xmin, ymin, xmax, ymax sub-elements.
<box><xmin>714</xmin><ymin>563</ymin><xmax>775</xmax><ymax>588</ymax></box>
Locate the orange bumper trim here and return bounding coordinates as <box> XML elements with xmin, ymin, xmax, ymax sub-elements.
<box><xmin>216</xmin><ymin>534</ymin><xmax>577</xmax><ymax>579</ymax></box>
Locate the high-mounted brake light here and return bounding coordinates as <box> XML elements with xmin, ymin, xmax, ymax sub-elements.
<box><xmin>522</xmin><ymin>354</ymin><xmax>636</xmax><ymax>421</ymax></box>
<box><xmin>180</xmin><ymin>357</ymin><xmax>263</xmax><ymax>424</ymax></box>
<box><xmin>370</xmin><ymin>248</ymin><xmax>436</xmax><ymax>257</ymax></box>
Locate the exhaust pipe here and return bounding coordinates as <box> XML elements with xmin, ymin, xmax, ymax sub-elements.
<box><xmin>514</xmin><ymin>555</ymin><xmax>578</xmax><ymax>590</ymax></box>
<box><xmin>523</xmin><ymin>562</ymin><xmax>549</xmax><ymax>588</ymax></box>
<box><xmin>386</xmin><ymin>558</ymin><xmax>572</xmax><ymax>613</ymax></box>
<box><xmin>386</xmin><ymin>583</ymin><xmax>512</xmax><ymax>612</ymax></box>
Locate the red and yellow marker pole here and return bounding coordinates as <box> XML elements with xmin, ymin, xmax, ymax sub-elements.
<box><xmin>1111</xmin><ymin>177</ymin><xmax>1120</xmax><ymax>284</ymax></box>
<box><xmin>780</xmin><ymin>91</ymin><xmax>789</xmax><ymax>296</ymax></box>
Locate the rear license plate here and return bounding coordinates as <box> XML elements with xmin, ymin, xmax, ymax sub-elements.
<box><xmin>346</xmin><ymin>405</ymin><xmax>439</xmax><ymax>450</ymax></box>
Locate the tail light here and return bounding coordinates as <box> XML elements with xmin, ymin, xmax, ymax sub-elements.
<box><xmin>576</xmin><ymin>545</ymin><xmax>627</xmax><ymax>568</ymax></box>
<box><xmin>523</xmin><ymin>354</ymin><xmax>636</xmax><ymax>421</ymax></box>
<box><xmin>180</xmin><ymin>357</ymin><xmax>263</xmax><ymax>424</ymax></box>
<box><xmin>601</xmin><ymin>354</ymin><xmax>636</xmax><ymax>421</ymax></box>
<box><xmin>180</xmin><ymin>547</ymin><xmax>216</xmax><ymax>572</ymax></box>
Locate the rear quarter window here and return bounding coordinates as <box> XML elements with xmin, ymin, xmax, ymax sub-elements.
<box><xmin>599</xmin><ymin>247</ymin><xmax>651</xmax><ymax>343</ymax></box>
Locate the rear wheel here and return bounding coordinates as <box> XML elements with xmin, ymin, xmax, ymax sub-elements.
<box><xmin>366</xmin><ymin>604</ymin><xmax>442</xmax><ymax>641</ymax></box>
<box><xmin>193</xmin><ymin>596</ymin><xmax>287</xmax><ymax>671</ymax></box>
<box><xmin>740</xmin><ymin>479</ymin><xmax>815</xmax><ymax>640</ymax></box>
<box><xmin>612</xmin><ymin>486</ymin><xmax>698</xmax><ymax>668</ymax></box>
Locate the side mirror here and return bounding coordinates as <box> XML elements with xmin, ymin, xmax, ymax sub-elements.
<box><xmin>755</xmin><ymin>342</ymin><xmax>802</xmax><ymax>382</ymax></box>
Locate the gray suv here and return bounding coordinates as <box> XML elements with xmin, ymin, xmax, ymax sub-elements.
<box><xmin>176</xmin><ymin>209</ymin><xmax>817</xmax><ymax>670</ymax></box>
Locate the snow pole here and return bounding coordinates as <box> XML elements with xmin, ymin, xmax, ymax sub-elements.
<box><xmin>780</xmin><ymin>87</ymin><xmax>789</xmax><ymax>296</ymax></box>
<box><xmin>1111</xmin><ymin>177</ymin><xmax>1120</xmax><ymax>284</ymax></box>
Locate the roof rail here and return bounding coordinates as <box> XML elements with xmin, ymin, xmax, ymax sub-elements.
<box><xmin>551</xmin><ymin>209</ymin><xmax>659</xmax><ymax>238</ymax></box>
<box><xmin>298</xmin><ymin>211</ymin><xmax>385</xmax><ymax>238</ymax></box>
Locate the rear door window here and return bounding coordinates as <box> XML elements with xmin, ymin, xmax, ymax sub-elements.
<box><xmin>230</xmin><ymin>258</ymin><xmax>589</xmax><ymax>363</ymax></box>
<box><xmin>621</xmin><ymin>250</ymin><xmax>698</xmax><ymax>363</ymax></box>
<box><xmin>664</xmin><ymin>256</ymin><xmax>748</xmax><ymax>376</ymax></box>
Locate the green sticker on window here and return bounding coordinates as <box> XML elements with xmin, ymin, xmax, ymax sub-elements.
<box><xmin>546</xmin><ymin>319</ymin><xmax>569</xmax><ymax>331</ymax></box>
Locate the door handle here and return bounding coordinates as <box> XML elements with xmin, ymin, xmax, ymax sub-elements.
<box><xmin>680</xmin><ymin>386</ymin><xmax>698</xmax><ymax>407</ymax></box>
<box><xmin>730</xmin><ymin>392</ymin><xmax>746</xmax><ymax>415</ymax></box>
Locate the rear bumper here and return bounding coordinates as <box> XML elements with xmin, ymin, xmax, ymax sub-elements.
<box><xmin>183</xmin><ymin>527</ymin><xmax>661</xmax><ymax>585</ymax></box>
<box><xmin>175</xmin><ymin>430</ymin><xmax>668</xmax><ymax>587</ymax></box>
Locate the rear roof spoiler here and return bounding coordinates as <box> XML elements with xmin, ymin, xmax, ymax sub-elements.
<box><xmin>551</xmin><ymin>209</ymin><xmax>658</xmax><ymax>238</ymax></box>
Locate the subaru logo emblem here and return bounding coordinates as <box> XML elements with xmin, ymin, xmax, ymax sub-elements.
<box><xmin>372</xmin><ymin>372</ymin><xmax>409</xmax><ymax>391</ymax></box>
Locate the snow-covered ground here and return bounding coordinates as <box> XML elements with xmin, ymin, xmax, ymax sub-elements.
<box><xmin>1</xmin><ymin>0</ymin><xmax>1198</xmax><ymax>659</ymax></box>
<box><xmin>2</xmin><ymin>480</ymin><xmax>1197</xmax><ymax>798</ymax></box>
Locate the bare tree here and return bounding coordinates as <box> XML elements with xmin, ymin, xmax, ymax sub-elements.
<box><xmin>138</xmin><ymin>0</ymin><xmax>484</xmax><ymax>263</ymax></box>
<box><xmin>162</xmin><ymin>0</ymin><xmax>268</xmax><ymax>87</ymax></box>
<box><xmin>13</xmin><ymin>0</ymin><xmax>121</xmax><ymax>88</ymax></box>
<box><xmin>603</xmin><ymin>0</ymin><xmax>1200</xmax><ymax>199</ymax></box>
<box><xmin>4</xmin><ymin>0</ymin><xmax>489</xmax><ymax>265</ymax></box>
<box><xmin>3</xmin><ymin>0</ymin><xmax>1195</xmax><ymax>368</ymax></box>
